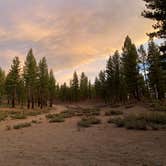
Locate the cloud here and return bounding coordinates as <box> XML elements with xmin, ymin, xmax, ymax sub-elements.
<box><xmin>0</xmin><ymin>0</ymin><xmax>153</xmax><ymax>83</ymax></box>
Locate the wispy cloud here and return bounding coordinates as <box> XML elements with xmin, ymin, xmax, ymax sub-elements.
<box><xmin>0</xmin><ymin>0</ymin><xmax>152</xmax><ymax>83</ymax></box>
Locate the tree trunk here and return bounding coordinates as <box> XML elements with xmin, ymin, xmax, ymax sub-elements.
<box><xmin>31</xmin><ymin>95</ymin><xmax>34</xmax><ymax>109</ymax></box>
<box><xmin>50</xmin><ymin>97</ymin><xmax>52</xmax><ymax>107</ymax></box>
<box><xmin>12</xmin><ymin>95</ymin><xmax>15</xmax><ymax>108</ymax></box>
<box><xmin>27</xmin><ymin>98</ymin><xmax>30</xmax><ymax>109</ymax></box>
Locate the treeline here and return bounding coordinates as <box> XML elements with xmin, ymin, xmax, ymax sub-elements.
<box><xmin>0</xmin><ymin>49</ymin><xmax>56</xmax><ymax>109</ymax></box>
<box><xmin>0</xmin><ymin>0</ymin><xmax>165</xmax><ymax>108</ymax></box>
<box><xmin>56</xmin><ymin>37</ymin><xmax>166</xmax><ymax>103</ymax></box>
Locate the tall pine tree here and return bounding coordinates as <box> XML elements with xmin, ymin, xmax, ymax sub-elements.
<box><xmin>23</xmin><ymin>49</ymin><xmax>37</xmax><ymax>109</ymax></box>
<box><xmin>121</xmin><ymin>36</ymin><xmax>140</xmax><ymax>100</ymax></box>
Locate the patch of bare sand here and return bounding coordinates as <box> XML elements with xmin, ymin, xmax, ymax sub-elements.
<box><xmin>0</xmin><ymin>104</ymin><xmax>165</xmax><ymax>166</ymax></box>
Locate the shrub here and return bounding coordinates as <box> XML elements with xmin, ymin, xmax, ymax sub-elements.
<box><xmin>89</xmin><ymin>117</ymin><xmax>101</xmax><ymax>124</ymax></box>
<box><xmin>77</xmin><ymin>117</ymin><xmax>101</xmax><ymax>128</ymax></box>
<box><xmin>26</xmin><ymin>111</ymin><xmax>42</xmax><ymax>116</ymax></box>
<box><xmin>10</xmin><ymin>113</ymin><xmax>27</xmax><ymax>119</ymax></box>
<box><xmin>60</xmin><ymin>110</ymin><xmax>75</xmax><ymax>118</ymax></box>
<box><xmin>0</xmin><ymin>112</ymin><xmax>8</xmax><ymax>121</ymax></box>
<box><xmin>146</xmin><ymin>112</ymin><xmax>166</xmax><ymax>124</ymax></box>
<box><xmin>81</xmin><ymin>108</ymin><xmax>101</xmax><ymax>116</ymax></box>
<box><xmin>125</xmin><ymin>119</ymin><xmax>147</xmax><ymax>130</ymax></box>
<box><xmin>109</xmin><ymin>112</ymin><xmax>166</xmax><ymax>130</ymax></box>
<box><xmin>8</xmin><ymin>111</ymin><xmax>20</xmax><ymax>115</ymax></box>
<box><xmin>49</xmin><ymin>115</ymin><xmax>65</xmax><ymax>123</ymax></box>
<box><xmin>77</xmin><ymin>119</ymin><xmax>91</xmax><ymax>128</ymax></box>
<box><xmin>13</xmin><ymin>122</ymin><xmax>31</xmax><ymax>129</ymax></box>
<box><xmin>105</xmin><ymin>110</ymin><xmax>123</xmax><ymax>116</ymax></box>
<box><xmin>46</xmin><ymin>114</ymin><xmax>58</xmax><ymax>119</ymax></box>
<box><xmin>108</xmin><ymin>117</ymin><xmax>124</xmax><ymax>127</ymax></box>
<box><xmin>31</xmin><ymin>120</ymin><xmax>37</xmax><ymax>124</ymax></box>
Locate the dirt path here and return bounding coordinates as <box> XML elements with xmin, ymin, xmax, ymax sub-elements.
<box><xmin>0</xmin><ymin>104</ymin><xmax>165</xmax><ymax>166</ymax></box>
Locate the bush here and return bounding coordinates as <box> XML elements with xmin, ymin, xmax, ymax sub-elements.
<box><xmin>0</xmin><ymin>112</ymin><xmax>8</xmax><ymax>121</ymax></box>
<box><xmin>13</xmin><ymin>122</ymin><xmax>31</xmax><ymax>129</ymax></box>
<box><xmin>26</xmin><ymin>111</ymin><xmax>42</xmax><ymax>116</ymax></box>
<box><xmin>60</xmin><ymin>110</ymin><xmax>75</xmax><ymax>118</ymax></box>
<box><xmin>46</xmin><ymin>114</ymin><xmax>58</xmax><ymax>119</ymax></box>
<box><xmin>10</xmin><ymin>113</ymin><xmax>27</xmax><ymax>119</ymax></box>
<box><xmin>132</xmin><ymin>112</ymin><xmax>166</xmax><ymax>125</ymax></box>
<box><xmin>77</xmin><ymin>117</ymin><xmax>101</xmax><ymax>128</ymax></box>
<box><xmin>8</xmin><ymin>111</ymin><xmax>20</xmax><ymax>115</ymax></box>
<box><xmin>108</xmin><ymin>112</ymin><xmax>166</xmax><ymax>130</ymax></box>
<box><xmin>49</xmin><ymin>115</ymin><xmax>65</xmax><ymax>123</ymax></box>
<box><xmin>125</xmin><ymin>119</ymin><xmax>147</xmax><ymax>130</ymax></box>
<box><xmin>77</xmin><ymin>119</ymin><xmax>91</xmax><ymax>128</ymax></box>
<box><xmin>105</xmin><ymin>110</ymin><xmax>123</xmax><ymax>116</ymax></box>
<box><xmin>108</xmin><ymin>117</ymin><xmax>124</xmax><ymax>127</ymax></box>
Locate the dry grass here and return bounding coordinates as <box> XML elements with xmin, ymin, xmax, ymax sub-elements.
<box><xmin>108</xmin><ymin>112</ymin><xmax>166</xmax><ymax>130</ymax></box>
<box><xmin>13</xmin><ymin>122</ymin><xmax>31</xmax><ymax>129</ymax></box>
<box><xmin>78</xmin><ymin>117</ymin><xmax>101</xmax><ymax>128</ymax></box>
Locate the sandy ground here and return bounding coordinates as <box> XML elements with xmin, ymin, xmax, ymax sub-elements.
<box><xmin>0</xmin><ymin>104</ymin><xmax>165</xmax><ymax>166</ymax></box>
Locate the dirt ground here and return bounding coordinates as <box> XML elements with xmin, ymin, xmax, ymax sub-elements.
<box><xmin>0</xmin><ymin>104</ymin><xmax>165</xmax><ymax>166</ymax></box>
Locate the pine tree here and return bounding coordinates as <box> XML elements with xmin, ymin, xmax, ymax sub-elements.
<box><xmin>142</xmin><ymin>0</ymin><xmax>166</xmax><ymax>39</ymax></box>
<box><xmin>5</xmin><ymin>57</ymin><xmax>21</xmax><ymax>108</ymax></box>
<box><xmin>106</xmin><ymin>55</ymin><xmax>114</xmax><ymax>102</ymax></box>
<box><xmin>95</xmin><ymin>71</ymin><xmax>107</xmax><ymax>103</ymax></box>
<box><xmin>0</xmin><ymin>67</ymin><xmax>5</xmax><ymax>104</ymax></box>
<box><xmin>48</xmin><ymin>69</ymin><xmax>56</xmax><ymax>107</ymax></box>
<box><xmin>88</xmin><ymin>80</ymin><xmax>92</xmax><ymax>99</ymax></box>
<box><xmin>138</xmin><ymin>45</ymin><xmax>149</xmax><ymax>93</ymax></box>
<box><xmin>17</xmin><ymin>77</ymin><xmax>26</xmax><ymax>107</ymax></box>
<box><xmin>147</xmin><ymin>40</ymin><xmax>165</xmax><ymax>99</ymax></box>
<box><xmin>121</xmin><ymin>36</ymin><xmax>140</xmax><ymax>100</ymax></box>
<box><xmin>38</xmin><ymin>57</ymin><xmax>49</xmax><ymax>109</ymax></box>
<box><xmin>23</xmin><ymin>49</ymin><xmax>37</xmax><ymax>109</ymax></box>
<box><xmin>71</xmin><ymin>71</ymin><xmax>79</xmax><ymax>101</ymax></box>
<box><xmin>80</xmin><ymin>72</ymin><xmax>88</xmax><ymax>100</ymax></box>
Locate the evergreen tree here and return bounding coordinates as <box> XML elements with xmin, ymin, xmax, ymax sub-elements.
<box><xmin>5</xmin><ymin>57</ymin><xmax>21</xmax><ymax>108</ymax></box>
<box><xmin>121</xmin><ymin>36</ymin><xmax>140</xmax><ymax>100</ymax></box>
<box><xmin>71</xmin><ymin>71</ymin><xmax>79</xmax><ymax>101</ymax></box>
<box><xmin>138</xmin><ymin>45</ymin><xmax>148</xmax><ymax>91</ymax></box>
<box><xmin>0</xmin><ymin>68</ymin><xmax>5</xmax><ymax>104</ymax></box>
<box><xmin>23</xmin><ymin>49</ymin><xmax>37</xmax><ymax>109</ymax></box>
<box><xmin>88</xmin><ymin>80</ymin><xmax>92</xmax><ymax>99</ymax></box>
<box><xmin>106</xmin><ymin>55</ymin><xmax>114</xmax><ymax>101</ymax></box>
<box><xmin>147</xmin><ymin>40</ymin><xmax>165</xmax><ymax>99</ymax></box>
<box><xmin>17</xmin><ymin>77</ymin><xmax>26</xmax><ymax>107</ymax></box>
<box><xmin>38</xmin><ymin>57</ymin><xmax>49</xmax><ymax>109</ymax></box>
<box><xmin>142</xmin><ymin>0</ymin><xmax>166</xmax><ymax>39</ymax></box>
<box><xmin>95</xmin><ymin>71</ymin><xmax>107</xmax><ymax>102</ymax></box>
<box><xmin>80</xmin><ymin>72</ymin><xmax>88</xmax><ymax>100</ymax></box>
<box><xmin>48</xmin><ymin>69</ymin><xmax>56</xmax><ymax>107</ymax></box>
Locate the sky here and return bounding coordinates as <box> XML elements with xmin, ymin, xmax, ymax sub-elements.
<box><xmin>0</xmin><ymin>0</ymin><xmax>153</xmax><ymax>84</ymax></box>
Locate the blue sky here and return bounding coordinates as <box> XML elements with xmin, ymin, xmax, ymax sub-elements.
<box><xmin>0</xmin><ymin>0</ymin><xmax>153</xmax><ymax>83</ymax></box>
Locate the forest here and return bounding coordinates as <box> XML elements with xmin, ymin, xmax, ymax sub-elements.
<box><xmin>0</xmin><ymin>0</ymin><xmax>166</xmax><ymax>166</ymax></box>
<box><xmin>0</xmin><ymin>0</ymin><xmax>165</xmax><ymax>109</ymax></box>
